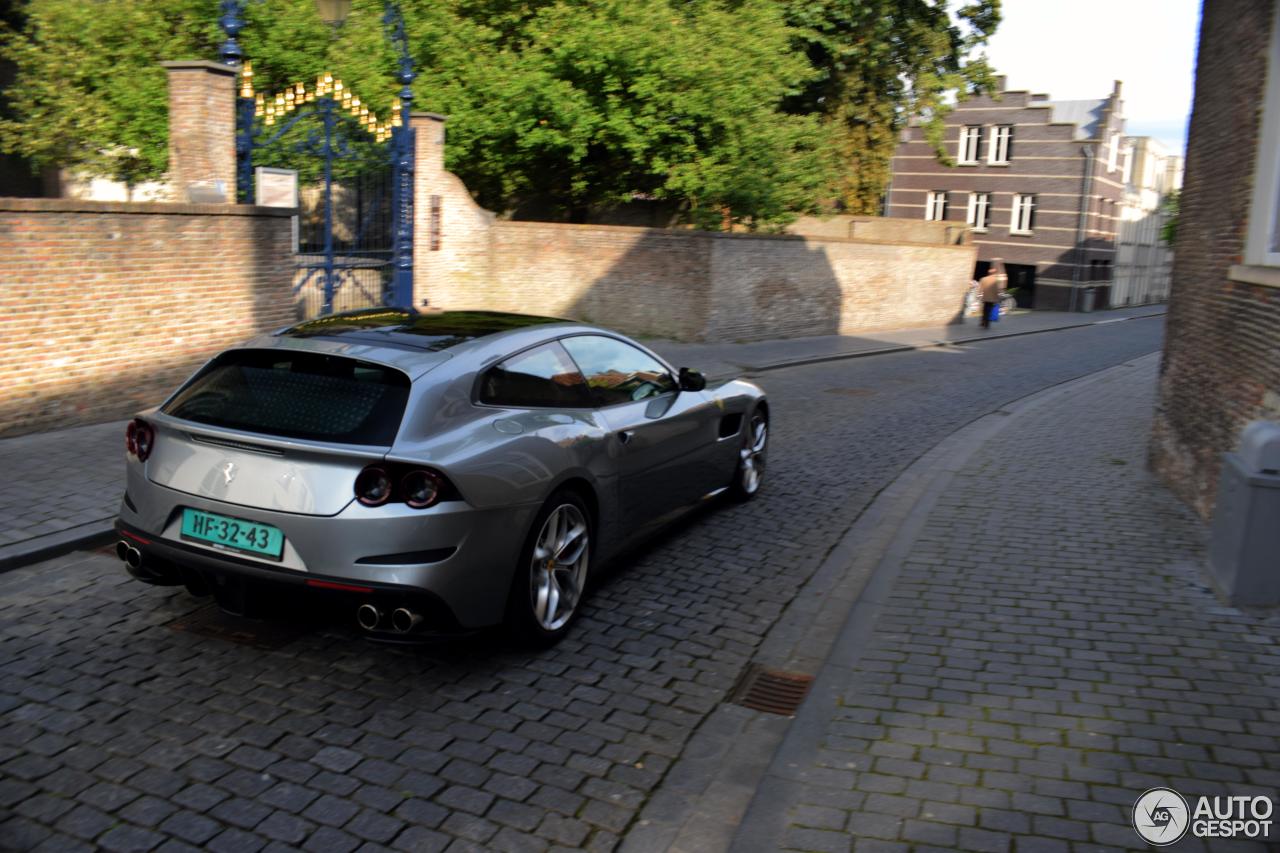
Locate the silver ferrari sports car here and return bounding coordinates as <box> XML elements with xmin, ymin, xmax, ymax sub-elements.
<box><xmin>115</xmin><ymin>309</ymin><xmax>768</xmax><ymax>642</ymax></box>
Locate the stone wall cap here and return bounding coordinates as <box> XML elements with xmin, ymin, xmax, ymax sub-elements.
<box><xmin>493</xmin><ymin>219</ymin><xmax>974</xmax><ymax>250</ymax></box>
<box><xmin>411</xmin><ymin>112</ymin><xmax>448</xmax><ymax>122</ymax></box>
<box><xmin>0</xmin><ymin>197</ymin><xmax>295</xmax><ymax>216</ymax></box>
<box><xmin>159</xmin><ymin>60</ymin><xmax>237</xmax><ymax>76</ymax></box>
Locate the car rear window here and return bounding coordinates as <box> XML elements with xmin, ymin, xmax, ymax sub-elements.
<box><xmin>163</xmin><ymin>349</ymin><xmax>411</xmax><ymax>445</ymax></box>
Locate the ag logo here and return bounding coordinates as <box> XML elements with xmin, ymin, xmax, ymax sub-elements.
<box><xmin>1133</xmin><ymin>787</ymin><xmax>1190</xmax><ymax>845</ymax></box>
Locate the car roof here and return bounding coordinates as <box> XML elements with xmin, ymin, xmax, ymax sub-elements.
<box><xmin>240</xmin><ymin>308</ymin><xmax>672</xmax><ymax>380</ymax></box>
<box><xmin>276</xmin><ymin>308</ymin><xmax>574</xmax><ymax>352</ymax></box>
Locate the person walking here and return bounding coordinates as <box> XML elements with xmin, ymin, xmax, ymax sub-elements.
<box><xmin>978</xmin><ymin>264</ymin><xmax>1005</xmax><ymax>329</ymax></box>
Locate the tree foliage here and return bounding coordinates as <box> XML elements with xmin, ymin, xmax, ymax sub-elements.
<box><xmin>0</xmin><ymin>0</ymin><xmax>221</xmax><ymax>185</ymax></box>
<box><xmin>411</xmin><ymin>0</ymin><xmax>829</xmax><ymax>226</ymax></box>
<box><xmin>0</xmin><ymin>0</ymin><xmax>998</xmax><ymax>225</ymax></box>
<box><xmin>783</xmin><ymin>0</ymin><xmax>1001</xmax><ymax>213</ymax></box>
<box><xmin>1160</xmin><ymin>189</ymin><xmax>1179</xmax><ymax>247</ymax></box>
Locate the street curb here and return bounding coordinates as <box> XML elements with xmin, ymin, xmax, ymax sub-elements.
<box><xmin>740</xmin><ymin>310</ymin><xmax>1165</xmax><ymax>376</ymax></box>
<box><xmin>623</xmin><ymin>350</ymin><xmax>1163</xmax><ymax>853</ymax></box>
<box><xmin>728</xmin><ymin>352</ymin><xmax>1164</xmax><ymax>853</ymax></box>
<box><xmin>0</xmin><ymin>519</ymin><xmax>117</xmax><ymax>574</ymax></box>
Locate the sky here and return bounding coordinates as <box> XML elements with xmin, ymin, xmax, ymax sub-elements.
<box><xmin>979</xmin><ymin>0</ymin><xmax>1202</xmax><ymax>154</ymax></box>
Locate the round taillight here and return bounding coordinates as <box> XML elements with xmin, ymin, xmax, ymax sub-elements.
<box><xmin>402</xmin><ymin>469</ymin><xmax>442</xmax><ymax>509</ymax></box>
<box><xmin>134</xmin><ymin>420</ymin><xmax>155</xmax><ymax>462</ymax></box>
<box><xmin>354</xmin><ymin>466</ymin><xmax>392</xmax><ymax>507</ymax></box>
<box><xmin>127</xmin><ymin>419</ymin><xmax>155</xmax><ymax>461</ymax></box>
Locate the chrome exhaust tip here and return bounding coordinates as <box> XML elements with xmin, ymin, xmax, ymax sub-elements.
<box><xmin>123</xmin><ymin>544</ymin><xmax>143</xmax><ymax>571</ymax></box>
<box><xmin>391</xmin><ymin>608</ymin><xmax>423</xmax><ymax>634</ymax></box>
<box><xmin>115</xmin><ymin>540</ymin><xmax>131</xmax><ymax>563</ymax></box>
<box><xmin>356</xmin><ymin>603</ymin><xmax>382</xmax><ymax>631</ymax></box>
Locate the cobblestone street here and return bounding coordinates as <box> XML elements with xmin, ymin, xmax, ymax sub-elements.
<box><xmin>736</xmin><ymin>355</ymin><xmax>1280</xmax><ymax>852</ymax></box>
<box><xmin>0</xmin><ymin>319</ymin><xmax>1181</xmax><ymax>852</ymax></box>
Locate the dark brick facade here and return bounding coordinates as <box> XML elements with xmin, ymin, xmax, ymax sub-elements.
<box><xmin>1152</xmin><ymin>0</ymin><xmax>1280</xmax><ymax>519</ymax></box>
<box><xmin>887</xmin><ymin>79</ymin><xmax>1126</xmax><ymax>310</ymax></box>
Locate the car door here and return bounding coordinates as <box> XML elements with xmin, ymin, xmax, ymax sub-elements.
<box><xmin>561</xmin><ymin>335</ymin><xmax>721</xmax><ymax>528</ymax></box>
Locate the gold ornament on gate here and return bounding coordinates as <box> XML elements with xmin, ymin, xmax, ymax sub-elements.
<box><xmin>250</xmin><ymin>72</ymin><xmax>388</xmax><ymax>138</ymax></box>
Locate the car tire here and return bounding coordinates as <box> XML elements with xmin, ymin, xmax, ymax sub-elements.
<box><xmin>505</xmin><ymin>489</ymin><xmax>594</xmax><ymax>645</ymax></box>
<box><xmin>729</xmin><ymin>408</ymin><xmax>768</xmax><ymax>501</ymax></box>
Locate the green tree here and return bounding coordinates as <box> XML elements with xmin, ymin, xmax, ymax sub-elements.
<box><xmin>783</xmin><ymin>0</ymin><xmax>1002</xmax><ymax>213</ymax></box>
<box><xmin>1160</xmin><ymin>189</ymin><xmax>1179</xmax><ymax>246</ymax></box>
<box><xmin>1</xmin><ymin>0</ymin><xmax>825</xmax><ymax>226</ymax></box>
<box><xmin>0</xmin><ymin>0</ymin><xmax>221</xmax><ymax>186</ymax></box>
<box><xmin>419</xmin><ymin>0</ymin><xmax>828</xmax><ymax>226</ymax></box>
<box><xmin>0</xmin><ymin>0</ymin><xmax>991</xmax><ymax>225</ymax></box>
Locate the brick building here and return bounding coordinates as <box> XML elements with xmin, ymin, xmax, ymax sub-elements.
<box><xmin>886</xmin><ymin>79</ymin><xmax>1128</xmax><ymax>311</ymax></box>
<box><xmin>1152</xmin><ymin>0</ymin><xmax>1280</xmax><ymax>519</ymax></box>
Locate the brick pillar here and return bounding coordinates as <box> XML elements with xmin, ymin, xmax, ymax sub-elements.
<box><xmin>161</xmin><ymin>60</ymin><xmax>237</xmax><ymax>202</ymax></box>
<box><xmin>409</xmin><ymin>111</ymin><xmax>496</xmax><ymax>309</ymax></box>
<box><xmin>412</xmin><ymin>112</ymin><xmax>447</xmax><ymax>308</ymax></box>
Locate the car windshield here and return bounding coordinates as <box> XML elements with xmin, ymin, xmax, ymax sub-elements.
<box><xmin>162</xmin><ymin>349</ymin><xmax>411</xmax><ymax>445</ymax></box>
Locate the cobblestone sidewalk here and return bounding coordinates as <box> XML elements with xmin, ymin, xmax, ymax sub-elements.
<box><xmin>0</xmin><ymin>421</ymin><xmax>125</xmax><ymax>566</ymax></box>
<box><xmin>735</xmin><ymin>357</ymin><xmax>1280</xmax><ymax>852</ymax></box>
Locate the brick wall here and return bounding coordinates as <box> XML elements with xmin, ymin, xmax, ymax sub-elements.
<box><xmin>707</xmin><ymin>234</ymin><xmax>973</xmax><ymax>341</ymax></box>
<box><xmin>414</xmin><ymin>115</ymin><xmax>975</xmax><ymax>342</ymax></box>
<box><xmin>0</xmin><ymin>198</ymin><xmax>295</xmax><ymax>437</ymax></box>
<box><xmin>1151</xmin><ymin>0</ymin><xmax>1280</xmax><ymax>518</ymax></box>
<box><xmin>491</xmin><ymin>222</ymin><xmax>713</xmax><ymax>341</ymax></box>
<box><xmin>425</xmin><ymin>218</ymin><xmax>973</xmax><ymax>343</ymax></box>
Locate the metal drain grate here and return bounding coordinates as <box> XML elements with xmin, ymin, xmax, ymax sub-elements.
<box><xmin>729</xmin><ymin>664</ymin><xmax>814</xmax><ymax>716</ymax></box>
<box><xmin>168</xmin><ymin>604</ymin><xmax>306</xmax><ymax>651</ymax></box>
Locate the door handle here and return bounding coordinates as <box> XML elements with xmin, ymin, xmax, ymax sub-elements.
<box><xmin>617</xmin><ymin>429</ymin><xmax>635</xmax><ymax>446</ymax></box>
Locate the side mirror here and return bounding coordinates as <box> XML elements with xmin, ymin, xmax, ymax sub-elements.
<box><xmin>678</xmin><ymin>367</ymin><xmax>706</xmax><ymax>392</ymax></box>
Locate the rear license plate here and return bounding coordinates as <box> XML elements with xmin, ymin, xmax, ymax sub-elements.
<box><xmin>181</xmin><ymin>508</ymin><xmax>284</xmax><ymax>560</ymax></box>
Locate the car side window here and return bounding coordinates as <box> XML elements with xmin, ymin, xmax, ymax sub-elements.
<box><xmin>561</xmin><ymin>335</ymin><xmax>677</xmax><ymax>408</ymax></box>
<box><xmin>479</xmin><ymin>342</ymin><xmax>593</xmax><ymax>408</ymax></box>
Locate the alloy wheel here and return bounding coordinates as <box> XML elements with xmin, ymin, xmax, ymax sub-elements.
<box><xmin>529</xmin><ymin>503</ymin><xmax>590</xmax><ymax>632</ymax></box>
<box><xmin>739</xmin><ymin>413</ymin><xmax>768</xmax><ymax>495</ymax></box>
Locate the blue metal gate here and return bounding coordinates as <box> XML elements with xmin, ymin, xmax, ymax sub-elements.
<box><xmin>223</xmin><ymin>3</ymin><xmax>415</xmax><ymax>317</ymax></box>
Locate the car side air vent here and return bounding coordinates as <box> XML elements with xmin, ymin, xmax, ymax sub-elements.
<box><xmin>188</xmin><ymin>434</ymin><xmax>286</xmax><ymax>457</ymax></box>
<box><xmin>719</xmin><ymin>413</ymin><xmax>743</xmax><ymax>438</ymax></box>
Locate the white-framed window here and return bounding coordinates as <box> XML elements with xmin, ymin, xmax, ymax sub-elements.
<box><xmin>925</xmin><ymin>191</ymin><xmax>948</xmax><ymax>221</ymax></box>
<box><xmin>1121</xmin><ymin>145</ymin><xmax>1134</xmax><ymax>185</ymax></box>
<box><xmin>987</xmin><ymin>126</ymin><xmax>1012</xmax><ymax>164</ymax></box>
<box><xmin>966</xmin><ymin>192</ymin><xmax>990</xmax><ymax>231</ymax></box>
<box><xmin>1010</xmin><ymin>194</ymin><xmax>1036</xmax><ymax>234</ymax></box>
<box><xmin>1244</xmin><ymin>1</ymin><xmax>1280</xmax><ymax>270</ymax></box>
<box><xmin>958</xmin><ymin>126</ymin><xmax>982</xmax><ymax>164</ymax></box>
<box><xmin>1107</xmin><ymin>132</ymin><xmax>1121</xmax><ymax>172</ymax></box>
